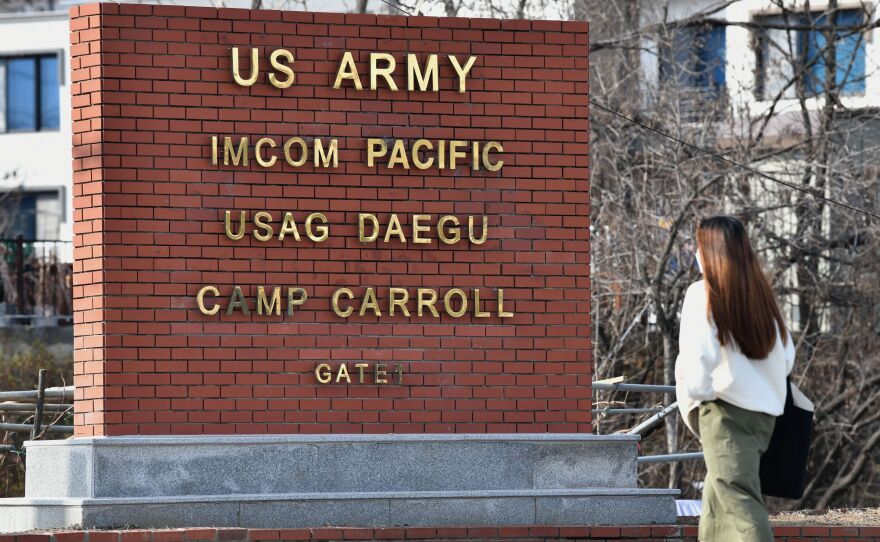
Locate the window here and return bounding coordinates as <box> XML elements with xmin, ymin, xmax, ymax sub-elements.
<box><xmin>756</xmin><ymin>9</ymin><xmax>865</xmax><ymax>100</ymax></box>
<box><xmin>659</xmin><ymin>22</ymin><xmax>727</xmax><ymax>94</ymax></box>
<box><xmin>0</xmin><ymin>193</ymin><xmax>37</xmax><ymax>240</ymax></box>
<box><xmin>0</xmin><ymin>190</ymin><xmax>63</xmax><ymax>240</ymax></box>
<box><xmin>0</xmin><ymin>54</ymin><xmax>60</xmax><ymax>133</ymax></box>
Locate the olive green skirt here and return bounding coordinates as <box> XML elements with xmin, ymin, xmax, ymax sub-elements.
<box><xmin>698</xmin><ymin>399</ymin><xmax>776</xmax><ymax>542</ymax></box>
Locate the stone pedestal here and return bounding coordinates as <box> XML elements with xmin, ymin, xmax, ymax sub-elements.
<box><xmin>0</xmin><ymin>434</ymin><xmax>677</xmax><ymax>532</ymax></box>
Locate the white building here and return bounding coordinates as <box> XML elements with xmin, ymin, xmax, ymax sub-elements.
<box><xmin>0</xmin><ymin>2</ymin><xmax>372</xmax><ymax>325</ymax></box>
<box><xmin>0</xmin><ymin>1</ymin><xmax>363</xmax><ymax>251</ymax></box>
<box><xmin>637</xmin><ymin>0</ymin><xmax>877</xmax><ymax>332</ymax></box>
<box><xmin>639</xmin><ymin>0</ymin><xmax>878</xmax><ymax>122</ymax></box>
<box><xmin>0</xmin><ymin>10</ymin><xmax>71</xmax><ymax>245</ymax></box>
<box><xmin>0</xmin><ymin>2</ymin><xmax>371</xmax><ymax>221</ymax></box>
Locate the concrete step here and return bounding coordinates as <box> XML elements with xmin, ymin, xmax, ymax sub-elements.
<box><xmin>25</xmin><ymin>434</ymin><xmax>644</xmax><ymax>498</ymax></box>
<box><xmin>0</xmin><ymin>488</ymin><xmax>680</xmax><ymax>532</ymax></box>
<box><xmin>0</xmin><ymin>434</ymin><xmax>679</xmax><ymax>532</ymax></box>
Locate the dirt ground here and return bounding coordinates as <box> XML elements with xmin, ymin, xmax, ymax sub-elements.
<box><xmin>676</xmin><ymin>507</ymin><xmax>880</xmax><ymax>526</ymax></box>
<box><xmin>771</xmin><ymin>507</ymin><xmax>880</xmax><ymax>526</ymax></box>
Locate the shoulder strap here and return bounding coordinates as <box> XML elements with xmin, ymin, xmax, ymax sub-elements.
<box><xmin>785</xmin><ymin>376</ymin><xmax>794</xmax><ymax>408</ymax></box>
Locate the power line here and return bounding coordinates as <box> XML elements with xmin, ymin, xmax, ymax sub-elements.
<box><xmin>590</xmin><ymin>99</ymin><xmax>880</xmax><ymax>221</ymax></box>
<box><xmin>378</xmin><ymin>0</ymin><xmax>413</xmax><ymax>15</ymax></box>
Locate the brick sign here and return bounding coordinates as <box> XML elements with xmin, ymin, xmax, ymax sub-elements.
<box><xmin>69</xmin><ymin>3</ymin><xmax>590</xmax><ymax>436</ymax></box>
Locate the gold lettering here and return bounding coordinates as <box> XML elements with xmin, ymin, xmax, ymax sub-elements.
<box><xmin>253</xmin><ymin>211</ymin><xmax>273</xmax><ymax>242</ymax></box>
<box><xmin>387</xmin><ymin>140</ymin><xmax>410</xmax><ymax>169</ymax></box>
<box><xmin>468</xmin><ymin>215</ymin><xmax>488</xmax><ymax>245</ymax></box>
<box><xmin>498</xmin><ymin>288</ymin><xmax>514</xmax><ymax>318</ymax></box>
<box><xmin>407</xmin><ymin>53</ymin><xmax>438</xmax><ymax>92</ymax></box>
<box><xmin>444</xmin><ymin>288</ymin><xmax>467</xmax><ymax>317</ymax></box>
<box><xmin>283</xmin><ymin>137</ymin><xmax>308</xmax><ymax>167</ymax></box>
<box><xmin>332</xmin><ymin>288</ymin><xmax>354</xmax><ymax>317</ymax></box>
<box><xmin>384</xmin><ymin>214</ymin><xmax>405</xmax><ymax>243</ymax></box>
<box><xmin>333</xmin><ymin>51</ymin><xmax>363</xmax><ymax>90</ymax></box>
<box><xmin>223</xmin><ymin>137</ymin><xmax>248</xmax><ymax>166</ymax></box>
<box><xmin>370</xmin><ymin>53</ymin><xmax>398</xmax><ymax>91</ymax></box>
<box><xmin>417</xmin><ymin>288</ymin><xmax>439</xmax><ymax>318</ymax></box>
<box><xmin>360</xmin><ymin>287</ymin><xmax>381</xmax><ymax>316</ymax></box>
<box><xmin>305</xmin><ymin>213</ymin><xmax>329</xmax><ymax>242</ymax></box>
<box><xmin>359</xmin><ymin>213</ymin><xmax>379</xmax><ymax>242</ymax></box>
<box><xmin>287</xmin><ymin>287</ymin><xmax>307</xmax><ymax>315</ymax></box>
<box><xmin>197</xmin><ymin>285</ymin><xmax>220</xmax><ymax>316</ymax></box>
<box><xmin>227</xmin><ymin>286</ymin><xmax>249</xmax><ymax>315</ymax></box>
<box><xmin>438</xmin><ymin>215</ymin><xmax>460</xmax><ymax>244</ymax></box>
<box><xmin>257</xmin><ymin>286</ymin><xmax>281</xmax><ymax>316</ymax></box>
<box><xmin>374</xmin><ymin>363</ymin><xmax>388</xmax><ymax>384</ymax></box>
<box><xmin>483</xmin><ymin>141</ymin><xmax>503</xmax><ymax>171</ymax></box>
<box><xmin>411</xmin><ymin>139</ymin><xmax>434</xmax><ymax>169</ymax></box>
<box><xmin>231</xmin><ymin>47</ymin><xmax>259</xmax><ymax>87</ymax></box>
<box><xmin>449</xmin><ymin>55</ymin><xmax>477</xmax><ymax>93</ymax></box>
<box><xmin>389</xmin><ymin>287</ymin><xmax>411</xmax><ymax>317</ymax></box>
<box><xmin>448</xmin><ymin>140</ymin><xmax>466</xmax><ymax>169</ymax></box>
<box><xmin>335</xmin><ymin>363</ymin><xmax>351</xmax><ymax>384</ymax></box>
<box><xmin>354</xmin><ymin>363</ymin><xmax>369</xmax><ymax>384</ymax></box>
<box><xmin>314</xmin><ymin>139</ymin><xmax>338</xmax><ymax>168</ymax></box>
<box><xmin>473</xmin><ymin>288</ymin><xmax>489</xmax><ymax>318</ymax></box>
<box><xmin>472</xmin><ymin>141</ymin><xmax>479</xmax><ymax>171</ymax></box>
<box><xmin>278</xmin><ymin>212</ymin><xmax>301</xmax><ymax>241</ymax></box>
<box><xmin>412</xmin><ymin>214</ymin><xmax>431</xmax><ymax>244</ymax></box>
<box><xmin>315</xmin><ymin>363</ymin><xmax>332</xmax><ymax>384</ymax></box>
<box><xmin>225</xmin><ymin>210</ymin><xmax>246</xmax><ymax>241</ymax></box>
<box><xmin>268</xmin><ymin>49</ymin><xmax>295</xmax><ymax>89</ymax></box>
<box><xmin>367</xmin><ymin>138</ymin><xmax>387</xmax><ymax>167</ymax></box>
<box><xmin>255</xmin><ymin>137</ymin><xmax>277</xmax><ymax>168</ymax></box>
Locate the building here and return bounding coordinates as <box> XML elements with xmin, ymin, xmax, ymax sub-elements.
<box><xmin>0</xmin><ymin>0</ymin><xmax>361</xmax><ymax>251</ymax></box>
<box><xmin>0</xmin><ymin>10</ymin><xmax>72</xmax><ymax>326</ymax></box>
<box><xmin>641</xmin><ymin>0</ymin><xmax>878</xmax><ymax>117</ymax></box>
<box><xmin>636</xmin><ymin>0</ymin><xmax>878</xmax><ymax>333</ymax></box>
<box><xmin>0</xmin><ymin>0</ymin><xmax>366</xmax><ymax>326</ymax></box>
<box><xmin>0</xmin><ymin>10</ymin><xmax>71</xmax><ymax>245</ymax></box>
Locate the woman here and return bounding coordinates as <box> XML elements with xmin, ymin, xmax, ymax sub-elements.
<box><xmin>676</xmin><ymin>216</ymin><xmax>795</xmax><ymax>542</ymax></box>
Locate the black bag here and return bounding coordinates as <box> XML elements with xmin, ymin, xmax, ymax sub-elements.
<box><xmin>759</xmin><ymin>377</ymin><xmax>814</xmax><ymax>499</ymax></box>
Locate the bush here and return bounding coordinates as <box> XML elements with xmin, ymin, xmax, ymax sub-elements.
<box><xmin>0</xmin><ymin>336</ymin><xmax>73</xmax><ymax>497</ymax></box>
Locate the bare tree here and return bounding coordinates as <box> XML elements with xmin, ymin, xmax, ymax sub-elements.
<box><xmin>0</xmin><ymin>172</ymin><xmax>23</xmax><ymax>310</ymax></box>
<box><xmin>387</xmin><ymin>0</ymin><xmax>880</xmax><ymax>509</ymax></box>
<box><xmin>385</xmin><ymin>0</ymin><xmax>572</xmax><ymax>19</ymax></box>
<box><xmin>586</xmin><ymin>0</ymin><xmax>880</xmax><ymax>510</ymax></box>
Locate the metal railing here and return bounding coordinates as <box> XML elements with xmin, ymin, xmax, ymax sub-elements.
<box><xmin>593</xmin><ymin>382</ymin><xmax>677</xmax><ymax>394</ymax></box>
<box><xmin>638</xmin><ymin>452</ymin><xmax>705</xmax><ymax>464</ymax></box>
<box><xmin>0</xmin><ymin>370</ymin><xmax>74</xmax><ymax>447</ymax></box>
<box><xmin>0</xmin><ymin>235</ymin><xmax>73</xmax><ymax>327</ymax></box>
<box><xmin>593</xmin><ymin>378</ymin><xmax>704</xmax><ymax>464</ymax></box>
<box><xmin>0</xmin><ymin>386</ymin><xmax>73</xmax><ymax>402</ymax></box>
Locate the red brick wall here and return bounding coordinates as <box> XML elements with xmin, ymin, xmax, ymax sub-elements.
<box><xmin>69</xmin><ymin>2</ymin><xmax>590</xmax><ymax>436</ymax></box>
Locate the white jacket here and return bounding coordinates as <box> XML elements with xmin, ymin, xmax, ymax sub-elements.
<box><xmin>675</xmin><ymin>280</ymin><xmax>795</xmax><ymax>438</ymax></box>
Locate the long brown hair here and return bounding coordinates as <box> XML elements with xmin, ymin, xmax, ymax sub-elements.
<box><xmin>696</xmin><ymin>215</ymin><xmax>787</xmax><ymax>359</ymax></box>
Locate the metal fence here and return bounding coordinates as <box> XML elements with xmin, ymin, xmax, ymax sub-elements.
<box><xmin>0</xmin><ymin>370</ymin><xmax>74</xmax><ymax>446</ymax></box>
<box><xmin>0</xmin><ymin>235</ymin><xmax>73</xmax><ymax>326</ymax></box>
<box><xmin>593</xmin><ymin>380</ymin><xmax>704</xmax><ymax>465</ymax></box>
